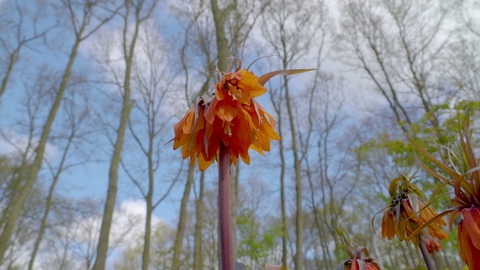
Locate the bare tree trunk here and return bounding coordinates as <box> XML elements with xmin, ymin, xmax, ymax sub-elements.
<box><xmin>283</xmin><ymin>78</ymin><xmax>304</xmax><ymax>270</ymax></box>
<box><xmin>27</xmin><ymin>129</ymin><xmax>76</xmax><ymax>270</ymax></box>
<box><xmin>260</xmin><ymin>1</ymin><xmax>327</xmax><ymax>267</ymax></box>
<box><xmin>270</xmin><ymin>87</ymin><xmax>288</xmax><ymax>267</ymax></box>
<box><xmin>279</xmin><ymin>142</ymin><xmax>288</xmax><ymax>267</ymax></box>
<box><xmin>211</xmin><ymin>0</ymin><xmax>235</xmax><ymax>72</ymax></box>
<box><xmin>142</xmin><ymin>172</ymin><xmax>153</xmax><ymax>270</ymax></box>
<box><xmin>193</xmin><ymin>172</ymin><xmax>205</xmax><ymax>270</ymax></box>
<box><xmin>0</xmin><ymin>33</ymin><xmax>82</xmax><ymax>263</ymax></box>
<box><xmin>93</xmin><ymin>1</ymin><xmax>143</xmax><ymax>268</ymax></box>
<box><xmin>171</xmin><ymin>165</ymin><xmax>195</xmax><ymax>269</ymax></box>
<box><xmin>0</xmin><ymin>0</ymin><xmax>115</xmax><ymax>263</ymax></box>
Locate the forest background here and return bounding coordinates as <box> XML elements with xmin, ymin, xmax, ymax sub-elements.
<box><xmin>0</xmin><ymin>0</ymin><xmax>479</xmax><ymax>269</ymax></box>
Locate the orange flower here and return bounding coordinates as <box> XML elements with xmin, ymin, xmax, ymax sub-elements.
<box><xmin>407</xmin><ymin>114</ymin><xmax>480</xmax><ymax>269</ymax></box>
<box><xmin>173</xmin><ymin>100</ymin><xmax>215</xmax><ymax>171</ymax></box>
<box><xmin>173</xmin><ymin>59</ymin><xmax>313</xmax><ymax>171</ymax></box>
<box><xmin>423</xmin><ymin>236</ymin><xmax>442</xmax><ymax>254</ymax></box>
<box><xmin>340</xmin><ymin>258</ymin><xmax>381</xmax><ymax>270</ymax></box>
<box><xmin>337</xmin><ymin>246</ymin><xmax>381</xmax><ymax>269</ymax></box>
<box><xmin>458</xmin><ymin>207</ymin><xmax>480</xmax><ymax>268</ymax></box>
<box><xmin>381</xmin><ymin>176</ymin><xmax>447</xmax><ymax>244</ymax></box>
<box><xmin>214</xmin><ymin>70</ymin><xmax>266</xmax><ymax>105</ymax></box>
<box><xmin>337</xmin><ymin>228</ymin><xmax>382</xmax><ymax>270</ymax></box>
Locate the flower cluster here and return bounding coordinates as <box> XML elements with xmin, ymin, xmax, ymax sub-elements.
<box><xmin>381</xmin><ymin>175</ymin><xmax>447</xmax><ymax>244</ymax></box>
<box><xmin>173</xmin><ymin>59</ymin><xmax>313</xmax><ymax>171</ymax></box>
<box><xmin>338</xmin><ymin>255</ymin><xmax>381</xmax><ymax>270</ymax></box>
<box><xmin>408</xmin><ymin>114</ymin><xmax>480</xmax><ymax>269</ymax></box>
<box><xmin>173</xmin><ymin>70</ymin><xmax>279</xmax><ymax>171</ymax></box>
<box><xmin>423</xmin><ymin>236</ymin><xmax>442</xmax><ymax>254</ymax></box>
<box><xmin>336</xmin><ymin>228</ymin><xmax>381</xmax><ymax>270</ymax></box>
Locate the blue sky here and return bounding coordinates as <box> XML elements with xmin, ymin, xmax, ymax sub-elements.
<box><xmin>4</xmin><ymin>0</ymin><xmax>476</xmax><ymax>268</ymax></box>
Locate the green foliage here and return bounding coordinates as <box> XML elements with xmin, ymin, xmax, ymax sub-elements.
<box><xmin>358</xmin><ymin>101</ymin><xmax>480</xmax><ymax>167</ymax></box>
<box><xmin>356</xmin><ymin>101</ymin><xmax>479</xmax><ymax>269</ymax></box>
<box><xmin>358</xmin><ymin>101</ymin><xmax>480</xmax><ymax>199</ymax></box>
<box><xmin>237</xmin><ymin>208</ymin><xmax>282</xmax><ymax>265</ymax></box>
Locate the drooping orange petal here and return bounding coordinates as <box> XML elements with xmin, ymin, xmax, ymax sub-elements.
<box><xmin>231</xmin><ymin>113</ymin><xmax>250</xmax><ymax>141</ymax></box>
<box><xmin>429</xmin><ymin>227</ymin><xmax>448</xmax><ymax>240</ymax></box>
<box><xmin>462</xmin><ymin>207</ymin><xmax>480</xmax><ymax>250</ymax></box>
<box><xmin>382</xmin><ymin>211</ymin><xmax>395</xmax><ymax>239</ymax></box>
<box><xmin>366</xmin><ymin>261</ymin><xmax>381</xmax><ymax>270</ymax></box>
<box><xmin>173</xmin><ymin>132</ymin><xmax>189</xmax><ymax>150</ymax></box>
<box><xmin>259</xmin><ymin>121</ymin><xmax>280</xmax><ymax>141</ymax></box>
<box><xmin>215</xmin><ymin>99</ymin><xmax>240</xmax><ymax>122</ymax></box>
<box><xmin>182</xmin><ymin>108</ymin><xmax>195</xmax><ymax>134</ymax></box>
<box><xmin>396</xmin><ymin>214</ymin><xmax>406</xmax><ymax>241</ymax></box>
<box><xmin>350</xmin><ymin>260</ymin><xmax>359</xmax><ymax>270</ymax></box>
<box><xmin>198</xmin><ymin>152</ymin><xmax>213</xmax><ymax>171</ymax></box>
<box><xmin>205</xmin><ymin>98</ymin><xmax>219</xmax><ymax>124</ymax></box>
<box><xmin>458</xmin><ymin>219</ymin><xmax>480</xmax><ymax>269</ymax></box>
<box><xmin>238</xmin><ymin>70</ymin><xmax>266</xmax><ymax>99</ymax></box>
<box><xmin>240</xmin><ymin>151</ymin><xmax>250</xmax><ymax>165</ymax></box>
<box><xmin>206</xmin><ymin>136</ymin><xmax>220</xmax><ymax>160</ymax></box>
<box><xmin>249</xmin><ymin>143</ymin><xmax>265</xmax><ymax>156</ymax></box>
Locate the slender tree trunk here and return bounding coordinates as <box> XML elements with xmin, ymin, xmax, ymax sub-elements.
<box><xmin>307</xmin><ymin>175</ymin><xmax>331</xmax><ymax>268</ymax></box>
<box><xmin>93</xmin><ymin>83</ymin><xmax>134</xmax><ymax>270</ymax></box>
<box><xmin>141</xmin><ymin>129</ymin><xmax>156</xmax><ymax>270</ymax></box>
<box><xmin>171</xmin><ymin>165</ymin><xmax>195</xmax><ymax>269</ymax></box>
<box><xmin>142</xmin><ymin>201</ymin><xmax>153</xmax><ymax>270</ymax></box>
<box><xmin>277</xmin><ymin>107</ymin><xmax>288</xmax><ymax>268</ymax></box>
<box><xmin>210</xmin><ymin>0</ymin><xmax>232</xmax><ymax>72</ymax></box>
<box><xmin>283</xmin><ymin>76</ymin><xmax>303</xmax><ymax>270</ymax></box>
<box><xmin>0</xmin><ymin>35</ymin><xmax>82</xmax><ymax>262</ymax></box>
<box><xmin>193</xmin><ymin>172</ymin><xmax>205</xmax><ymax>270</ymax></box>
<box><xmin>0</xmin><ymin>48</ymin><xmax>19</xmax><ymax>99</ymax></box>
<box><xmin>27</xmin><ymin>130</ymin><xmax>75</xmax><ymax>270</ymax></box>
<box><xmin>93</xmin><ymin>2</ymin><xmax>141</xmax><ymax>268</ymax></box>
<box><xmin>270</xmin><ymin>81</ymin><xmax>288</xmax><ymax>268</ymax></box>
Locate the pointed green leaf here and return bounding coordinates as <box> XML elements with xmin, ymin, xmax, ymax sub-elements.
<box><xmin>407</xmin><ymin>136</ymin><xmax>461</xmax><ymax>181</ymax></box>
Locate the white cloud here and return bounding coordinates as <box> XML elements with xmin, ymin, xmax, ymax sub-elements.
<box><xmin>24</xmin><ymin>199</ymin><xmax>167</xmax><ymax>270</ymax></box>
<box><xmin>70</xmin><ymin>200</ymin><xmax>163</xmax><ymax>249</ymax></box>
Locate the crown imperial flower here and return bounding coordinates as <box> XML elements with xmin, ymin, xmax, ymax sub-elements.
<box><xmin>173</xmin><ymin>58</ymin><xmax>314</xmax><ymax>171</ymax></box>
<box><xmin>408</xmin><ymin>114</ymin><xmax>480</xmax><ymax>269</ymax></box>
<box><xmin>336</xmin><ymin>228</ymin><xmax>381</xmax><ymax>270</ymax></box>
<box><xmin>381</xmin><ymin>176</ymin><xmax>447</xmax><ymax>244</ymax></box>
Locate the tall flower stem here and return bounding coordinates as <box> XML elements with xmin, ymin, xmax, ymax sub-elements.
<box><xmin>219</xmin><ymin>142</ymin><xmax>234</xmax><ymax>270</ymax></box>
<box><xmin>419</xmin><ymin>236</ymin><xmax>435</xmax><ymax>270</ymax></box>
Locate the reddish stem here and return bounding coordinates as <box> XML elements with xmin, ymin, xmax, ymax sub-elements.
<box><xmin>219</xmin><ymin>142</ymin><xmax>234</xmax><ymax>270</ymax></box>
<box><xmin>419</xmin><ymin>236</ymin><xmax>435</xmax><ymax>270</ymax></box>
